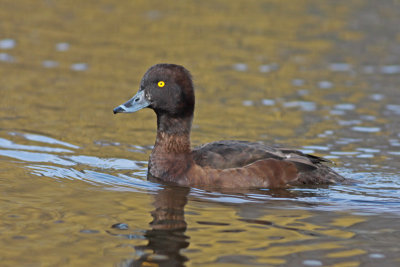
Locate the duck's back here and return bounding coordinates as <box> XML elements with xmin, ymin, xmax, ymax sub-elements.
<box><xmin>192</xmin><ymin>140</ymin><xmax>345</xmax><ymax>185</ymax></box>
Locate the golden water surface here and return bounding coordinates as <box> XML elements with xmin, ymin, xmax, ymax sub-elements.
<box><xmin>1</xmin><ymin>0</ymin><xmax>400</xmax><ymax>266</ymax></box>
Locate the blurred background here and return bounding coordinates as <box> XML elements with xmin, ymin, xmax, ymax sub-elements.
<box><xmin>0</xmin><ymin>0</ymin><xmax>400</xmax><ymax>266</ymax></box>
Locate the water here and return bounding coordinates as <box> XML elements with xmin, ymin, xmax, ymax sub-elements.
<box><xmin>1</xmin><ymin>0</ymin><xmax>400</xmax><ymax>266</ymax></box>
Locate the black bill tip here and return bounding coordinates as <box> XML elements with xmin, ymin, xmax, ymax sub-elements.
<box><xmin>113</xmin><ymin>106</ymin><xmax>125</xmax><ymax>114</ymax></box>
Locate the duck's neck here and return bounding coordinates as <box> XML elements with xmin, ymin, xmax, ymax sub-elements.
<box><xmin>148</xmin><ymin>113</ymin><xmax>194</xmax><ymax>181</ymax></box>
<box><xmin>154</xmin><ymin>113</ymin><xmax>192</xmax><ymax>153</ymax></box>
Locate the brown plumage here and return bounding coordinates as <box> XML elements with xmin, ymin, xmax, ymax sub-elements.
<box><xmin>113</xmin><ymin>63</ymin><xmax>346</xmax><ymax>189</ymax></box>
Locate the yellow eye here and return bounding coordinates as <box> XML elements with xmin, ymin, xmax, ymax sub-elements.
<box><xmin>158</xmin><ymin>81</ymin><xmax>165</xmax><ymax>87</ymax></box>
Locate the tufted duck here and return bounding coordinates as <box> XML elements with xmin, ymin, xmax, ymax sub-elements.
<box><xmin>113</xmin><ymin>64</ymin><xmax>346</xmax><ymax>188</ymax></box>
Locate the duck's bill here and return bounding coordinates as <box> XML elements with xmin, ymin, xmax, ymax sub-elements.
<box><xmin>113</xmin><ymin>90</ymin><xmax>150</xmax><ymax>114</ymax></box>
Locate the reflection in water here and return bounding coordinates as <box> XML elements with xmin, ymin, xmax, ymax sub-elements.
<box><xmin>122</xmin><ymin>186</ymin><xmax>190</xmax><ymax>267</ymax></box>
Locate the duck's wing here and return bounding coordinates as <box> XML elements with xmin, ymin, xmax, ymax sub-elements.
<box><xmin>192</xmin><ymin>140</ymin><xmax>325</xmax><ymax>171</ymax></box>
<box><xmin>192</xmin><ymin>140</ymin><xmax>346</xmax><ymax>185</ymax></box>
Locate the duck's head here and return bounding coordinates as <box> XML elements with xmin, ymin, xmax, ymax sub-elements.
<box><xmin>113</xmin><ymin>64</ymin><xmax>195</xmax><ymax>117</ymax></box>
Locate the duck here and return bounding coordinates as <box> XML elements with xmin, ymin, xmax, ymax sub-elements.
<box><xmin>113</xmin><ymin>63</ymin><xmax>346</xmax><ymax>189</ymax></box>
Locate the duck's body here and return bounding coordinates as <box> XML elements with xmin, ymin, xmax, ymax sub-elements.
<box><xmin>113</xmin><ymin>63</ymin><xmax>346</xmax><ymax>189</ymax></box>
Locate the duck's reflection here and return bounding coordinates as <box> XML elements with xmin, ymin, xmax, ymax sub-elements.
<box><xmin>128</xmin><ymin>186</ymin><xmax>190</xmax><ymax>267</ymax></box>
<box><xmin>118</xmin><ymin>182</ymin><xmax>329</xmax><ymax>266</ymax></box>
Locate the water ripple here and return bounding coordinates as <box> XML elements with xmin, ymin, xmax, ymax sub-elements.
<box><xmin>0</xmin><ymin>149</ymin><xmax>75</xmax><ymax>166</ymax></box>
<box><xmin>0</xmin><ymin>137</ymin><xmax>73</xmax><ymax>153</ymax></box>
<box><xmin>65</xmin><ymin>155</ymin><xmax>140</xmax><ymax>170</ymax></box>
<box><xmin>0</xmin><ymin>38</ymin><xmax>16</xmax><ymax>49</ymax></box>
<box><xmin>9</xmin><ymin>132</ymin><xmax>79</xmax><ymax>149</ymax></box>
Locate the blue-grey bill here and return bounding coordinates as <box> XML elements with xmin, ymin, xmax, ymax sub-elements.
<box><xmin>113</xmin><ymin>90</ymin><xmax>150</xmax><ymax>114</ymax></box>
